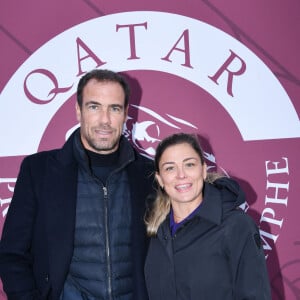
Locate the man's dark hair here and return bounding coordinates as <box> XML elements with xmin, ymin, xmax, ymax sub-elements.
<box><xmin>77</xmin><ymin>69</ymin><xmax>130</xmax><ymax>108</ymax></box>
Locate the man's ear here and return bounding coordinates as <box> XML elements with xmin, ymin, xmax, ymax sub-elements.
<box><xmin>123</xmin><ymin>105</ymin><xmax>129</xmax><ymax>122</ymax></box>
<box><xmin>75</xmin><ymin>102</ymin><xmax>81</xmax><ymax>122</ymax></box>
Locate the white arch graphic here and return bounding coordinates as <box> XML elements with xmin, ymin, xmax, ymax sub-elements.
<box><xmin>1</xmin><ymin>11</ymin><xmax>299</xmax><ymax>156</ymax></box>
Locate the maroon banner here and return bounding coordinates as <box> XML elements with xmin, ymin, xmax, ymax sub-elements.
<box><xmin>1</xmin><ymin>2</ymin><xmax>299</xmax><ymax>299</ymax></box>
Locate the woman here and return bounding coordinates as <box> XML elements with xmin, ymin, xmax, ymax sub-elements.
<box><xmin>144</xmin><ymin>133</ymin><xmax>271</xmax><ymax>299</ymax></box>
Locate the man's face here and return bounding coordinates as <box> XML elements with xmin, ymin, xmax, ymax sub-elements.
<box><xmin>76</xmin><ymin>79</ymin><xmax>128</xmax><ymax>154</ymax></box>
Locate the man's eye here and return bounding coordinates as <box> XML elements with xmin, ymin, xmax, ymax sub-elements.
<box><xmin>88</xmin><ymin>105</ymin><xmax>98</xmax><ymax>110</ymax></box>
<box><xmin>110</xmin><ymin>106</ymin><xmax>122</xmax><ymax>113</ymax></box>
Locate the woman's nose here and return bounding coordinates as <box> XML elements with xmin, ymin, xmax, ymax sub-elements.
<box><xmin>176</xmin><ymin>167</ymin><xmax>186</xmax><ymax>179</ymax></box>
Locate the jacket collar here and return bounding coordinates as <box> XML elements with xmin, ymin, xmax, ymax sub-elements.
<box><xmin>196</xmin><ymin>182</ymin><xmax>223</xmax><ymax>225</ymax></box>
<box><xmin>157</xmin><ymin>181</ymin><xmax>223</xmax><ymax>241</ymax></box>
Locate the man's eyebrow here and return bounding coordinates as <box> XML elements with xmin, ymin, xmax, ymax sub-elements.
<box><xmin>84</xmin><ymin>101</ymin><xmax>124</xmax><ymax>108</ymax></box>
<box><xmin>110</xmin><ymin>104</ymin><xmax>124</xmax><ymax>108</ymax></box>
<box><xmin>84</xmin><ymin>100</ymin><xmax>100</xmax><ymax>106</ymax></box>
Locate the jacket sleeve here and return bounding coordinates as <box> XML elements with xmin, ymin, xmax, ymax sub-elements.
<box><xmin>0</xmin><ymin>156</ymin><xmax>41</xmax><ymax>299</ymax></box>
<box><xmin>226</xmin><ymin>212</ymin><xmax>272</xmax><ymax>299</ymax></box>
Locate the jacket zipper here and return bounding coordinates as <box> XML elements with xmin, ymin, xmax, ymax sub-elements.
<box><xmin>101</xmin><ymin>157</ymin><xmax>134</xmax><ymax>300</ymax></box>
<box><xmin>103</xmin><ymin>186</ymin><xmax>113</xmax><ymax>300</ymax></box>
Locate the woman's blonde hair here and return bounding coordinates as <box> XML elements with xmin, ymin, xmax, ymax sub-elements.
<box><xmin>145</xmin><ymin>133</ymin><xmax>224</xmax><ymax>236</ymax></box>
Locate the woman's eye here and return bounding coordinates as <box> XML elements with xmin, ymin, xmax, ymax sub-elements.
<box><xmin>186</xmin><ymin>162</ymin><xmax>195</xmax><ymax>168</ymax></box>
<box><xmin>165</xmin><ymin>166</ymin><xmax>174</xmax><ymax>172</ymax></box>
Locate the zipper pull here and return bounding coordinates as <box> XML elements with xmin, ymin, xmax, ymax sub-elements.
<box><xmin>103</xmin><ymin>186</ymin><xmax>108</xmax><ymax>196</ymax></box>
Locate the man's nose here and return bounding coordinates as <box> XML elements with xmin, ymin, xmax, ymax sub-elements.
<box><xmin>99</xmin><ymin>108</ymin><xmax>111</xmax><ymax>123</ymax></box>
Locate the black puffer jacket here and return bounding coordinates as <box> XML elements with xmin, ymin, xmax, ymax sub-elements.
<box><xmin>144</xmin><ymin>177</ymin><xmax>271</xmax><ymax>300</ymax></box>
<box><xmin>61</xmin><ymin>132</ymin><xmax>152</xmax><ymax>299</ymax></box>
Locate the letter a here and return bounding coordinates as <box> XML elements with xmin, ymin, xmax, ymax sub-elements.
<box><xmin>161</xmin><ymin>29</ymin><xmax>193</xmax><ymax>68</ymax></box>
<box><xmin>76</xmin><ymin>37</ymin><xmax>106</xmax><ymax>76</ymax></box>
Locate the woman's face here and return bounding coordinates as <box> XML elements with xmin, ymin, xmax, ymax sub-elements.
<box><xmin>156</xmin><ymin>142</ymin><xmax>207</xmax><ymax>206</ymax></box>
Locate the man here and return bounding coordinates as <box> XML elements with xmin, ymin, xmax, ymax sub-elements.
<box><xmin>0</xmin><ymin>69</ymin><xmax>155</xmax><ymax>300</ymax></box>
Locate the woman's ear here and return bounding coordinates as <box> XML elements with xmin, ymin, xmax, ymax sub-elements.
<box><xmin>155</xmin><ymin>172</ymin><xmax>164</xmax><ymax>189</ymax></box>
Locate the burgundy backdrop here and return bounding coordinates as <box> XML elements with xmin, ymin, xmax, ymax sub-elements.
<box><xmin>1</xmin><ymin>1</ymin><xmax>300</xmax><ymax>299</ymax></box>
